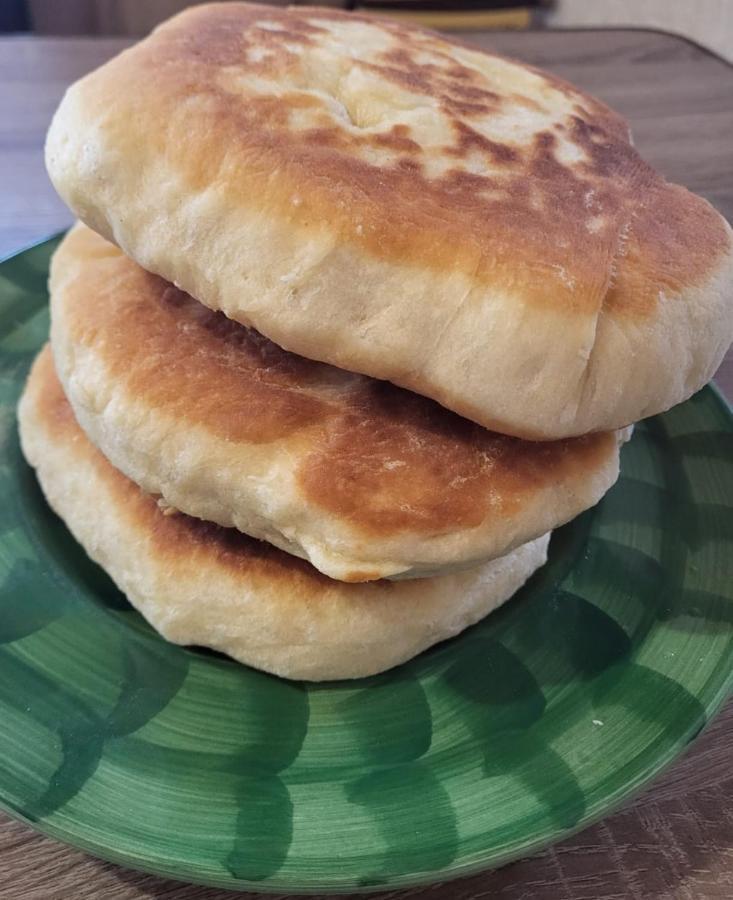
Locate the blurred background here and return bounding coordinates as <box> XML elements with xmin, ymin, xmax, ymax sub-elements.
<box><xmin>1</xmin><ymin>1</ymin><xmax>732</xmax><ymax>62</ymax></box>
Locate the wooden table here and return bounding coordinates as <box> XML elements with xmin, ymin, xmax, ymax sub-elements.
<box><xmin>1</xmin><ymin>27</ymin><xmax>732</xmax><ymax>900</ymax></box>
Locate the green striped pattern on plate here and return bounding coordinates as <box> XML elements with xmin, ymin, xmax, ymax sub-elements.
<box><xmin>0</xmin><ymin>236</ymin><xmax>731</xmax><ymax>892</ymax></box>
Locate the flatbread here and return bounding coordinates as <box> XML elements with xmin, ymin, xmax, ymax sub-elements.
<box><xmin>45</xmin><ymin>2</ymin><xmax>733</xmax><ymax>438</ymax></box>
<box><xmin>18</xmin><ymin>346</ymin><xmax>550</xmax><ymax>681</ymax></box>
<box><xmin>51</xmin><ymin>224</ymin><xmax>622</xmax><ymax>582</ymax></box>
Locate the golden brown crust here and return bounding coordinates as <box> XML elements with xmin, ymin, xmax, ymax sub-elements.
<box><xmin>296</xmin><ymin>382</ymin><xmax>613</xmax><ymax>535</ymax></box>
<box><xmin>52</xmin><ymin>225</ymin><xmax>618</xmax><ymax>549</ymax></box>
<box><xmin>93</xmin><ymin>2</ymin><xmax>729</xmax><ymax>317</ymax></box>
<box><xmin>57</xmin><ymin>228</ymin><xmax>331</xmax><ymax>446</ymax></box>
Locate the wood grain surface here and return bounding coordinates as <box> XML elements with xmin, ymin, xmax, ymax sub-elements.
<box><xmin>0</xmin><ymin>27</ymin><xmax>731</xmax><ymax>900</ymax></box>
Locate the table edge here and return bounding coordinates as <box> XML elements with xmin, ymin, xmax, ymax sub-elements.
<box><xmin>0</xmin><ymin>25</ymin><xmax>730</xmax><ymax>70</ymax></box>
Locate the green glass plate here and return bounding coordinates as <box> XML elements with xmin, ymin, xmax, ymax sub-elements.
<box><xmin>1</xmin><ymin>236</ymin><xmax>732</xmax><ymax>894</ymax></box>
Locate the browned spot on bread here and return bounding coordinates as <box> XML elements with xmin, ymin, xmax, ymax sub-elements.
<box><xmin>511</xmin><ymin>93</ymin><xmax>542</xmax><ymax>112</ymax></box>
<box><xmin>364</xmin><ymin>51</ymin><xmax>502</xmax><ymax>119</ymax></box>
<box><xmin>122</xmin><ymin>294</ymin><xmax>328</xmax><ymax>445</ymax></box>
<box><xmin>297</xmin><ymin>379</ymin><xmax>615</xmax><ymax>534</ymax></box>
<box><xmin>604</xmin><ymin>182</ymin><xmax>729</xmax><ymax>316</ymax></box>
<box><xmin>446</xmin><ymin>82</ymin><xmax>501</xmax><ymax>104</ymax></box>
<box><xmin>569</xmin><ymin>115</ymin><xmax>650</xmax><ymax>181</ymax></box>
<box><xmin>439</xmin><ymin>169</ymin><xmax>498</xmax><ymax>195</ymax></box>
<box><xmin>447</xmin><ymin>121</ymin><xmax>519</xmax><ymax>164</ymax></box>
<box><xmin>299</xmin><ymin>125</ymin><xmax>345</xmax><ymax>148</ymax></box>
<box><xmin>298</xmin><ymin>122</ymin><xmax>421</xmax><ymax>156</ymax></box>
<box><xmin>56</xmin><ymin>230</ymin><xmax>332</xmax><ymax>445</ymax></box>
<box><xmin>395</xmin><ymin>156</ymin><xmax>423</xmax><ymax>175</ymax></box>
<box><xmin>371</xmin><ymin>124</ymin><xmax>422</xmax><ymax>154</ymax></box>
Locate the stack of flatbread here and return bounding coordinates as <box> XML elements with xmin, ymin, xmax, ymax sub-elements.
<box><xmin>20</xmin><ymin>3</ymin><xmax>733</xmax><ymax>679</ymax></box>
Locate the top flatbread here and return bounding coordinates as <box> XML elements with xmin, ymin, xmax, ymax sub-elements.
<box><xmin>45</xmin><ymin>3</ymin><xmax>733</xmax><ymax>438</ymax></box>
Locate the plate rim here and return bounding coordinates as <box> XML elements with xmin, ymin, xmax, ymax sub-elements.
<box><xmin>0</xmin><ymin>674</ymin><xmax>730</xmax><ymax>896</ymax></box>
<box><xmin>0</xmin><ymin>230</ymin><xmax>66</xmax><ymax>265</ymax></box>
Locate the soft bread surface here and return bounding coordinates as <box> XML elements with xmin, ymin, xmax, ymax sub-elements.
<box><xmin>18</xmin><ymin>346</ymin><xmax>550</xmax><ymax>681</ymax></box>
<box><xmin>45</xmin><ymin>3</ymin><xmax>733</xmax><ymax>439</ymax></box>
<box><xmin>51</xmin><ymin>225</ymin><xmax>622</xmax><ymax>582</ymax></box>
